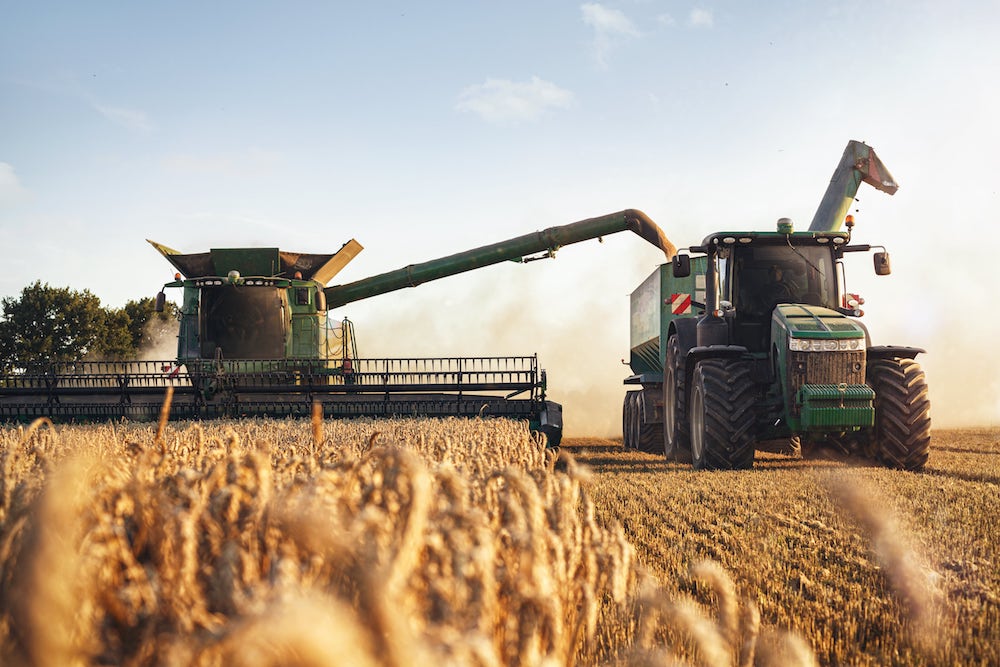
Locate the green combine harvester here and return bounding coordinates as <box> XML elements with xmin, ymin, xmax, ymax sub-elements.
<box><xmin>622</xmin><ymin>140</ymin><xmax>931</xmax><ymax>470</ymax></box>
<box><xmin>0</xmin><ymin>210</ymin><xmax>674</xmax><ymax>445</ymax></box>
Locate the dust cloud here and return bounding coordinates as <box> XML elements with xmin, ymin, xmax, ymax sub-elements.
<box><xmin>337</xmin><ymin>239</ymin><xmax>656</xmax><ymax>438</ymax></box>
<box><xmin>138</xmin><ymin>317</ymin><xmax>181</xmax><ymax>361</ymax></box>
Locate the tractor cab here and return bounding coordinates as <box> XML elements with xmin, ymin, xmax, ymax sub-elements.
<box><xmin>692</xmin><ymin>222</ymin><xmax>846</xmax><ymax>352</ymax></box>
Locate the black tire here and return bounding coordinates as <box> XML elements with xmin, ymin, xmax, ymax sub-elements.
<box><xmin>689</xmin><ymin>359</ymin><xmax>756</xmax><ymax>470</ymax></box>
<box><xmin>622</xmin><ymin>392</ymin><xmax>636</xmax><ymax>450</ymax></box>
<box><xmin>663</xmin><ymin>335</ymin><xmax>692</xmax><ymax>462</ymax></box>
<box><xmin>866</xmin><ymin>358</ymin><xmax>931</xmax><ymax>471</ymax></box>
<box><xmin>636</xmin><ymin>394</ymin><xmax>661</xmax><ymax>453</ymax></box>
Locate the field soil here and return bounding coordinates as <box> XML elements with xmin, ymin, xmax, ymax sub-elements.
<box><xmin>562</xmin><ymin>427</ymin><xmax>1000</xmax><ymax>666</ymax></box>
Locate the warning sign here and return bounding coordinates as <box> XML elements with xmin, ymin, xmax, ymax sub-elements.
<box><xmin>669</xmin><ymin>293</ymin><xmax>691</xmax><ymax>315</ymax></box>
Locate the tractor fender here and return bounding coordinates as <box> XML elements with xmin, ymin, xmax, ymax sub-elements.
<box><xmin>867</xmin><ymin>345</ymin><xmax>925</xmax><ymax>361</ymax></box>
<box><xmin>669</xmin><ymin>317</ymin><xmax>700</xmax><ymax>357</ymax></box>
<box><xmin>682</xmin><ymin>344</ymin><xmax>750</xmax><ymax>397</ymax></box>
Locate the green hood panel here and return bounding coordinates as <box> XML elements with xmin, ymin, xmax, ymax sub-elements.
<box><xmin>775</xmin><ymin>304</ymin><xmax>865</xmax><ymax>339</ymax></box>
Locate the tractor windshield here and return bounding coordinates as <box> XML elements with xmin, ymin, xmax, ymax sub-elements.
<box><xmin>728</xmin><ymin>244</ymin><xmax>837</xmax><ymax>318</ymax></box>
<box><xmin>200</xmin><ymin>286</ymin><xmax>287</xmax><ymax>359</ymax></box>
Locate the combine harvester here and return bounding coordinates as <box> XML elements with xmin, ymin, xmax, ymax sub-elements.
<box><xmin>622</xmin><ymin>140</ymin><xmax>932</xmax><ymax>470</ymax></box>
<box><xmin>0</xmin><ymin>210</ymin><xmax>674</xmax><ymax>444</ymax></box>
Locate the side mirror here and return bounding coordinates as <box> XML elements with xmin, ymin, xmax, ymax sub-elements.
<box><xmin>672</xmin><ymin>254</ymin><xmax>691</xmax><ymax>278</ymax></box>
<box><xmin>316</xmin><ymin>289</ymin><xmax>327</xmax><ymax>312</ymax></box>
<box><xmin>873</xmin><ymin>251</ymin><xmax>891</xmax><ymax>276</ymax></box>
<box><xmin>155</xmin><ymin>291</ymin><xmax>166</xmax><ymax>312</ymax></box>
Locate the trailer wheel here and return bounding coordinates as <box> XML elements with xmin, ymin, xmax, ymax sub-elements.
<box><xmin>689</xmin><ymin>359</ymin><xmax>755</xmax><ymax>470</ymax></box>
<box><xmin>663</xmin><ymin>335</ymin><xmax>691</xmax><ymax>462</ymax></box>
<box><xmin>622</xmin><ymin>392</ymin><xmax>636</xmax><ymax>450</ymax></box>
<box><xmin>866</xmin><ymin>358</ymin><xmax>931</xmax><ymax>471</ymax></box>
<box><xmin>636</xmin><ymin>394</ymin><xmax>660</xmax><ymax>453</ymax></box>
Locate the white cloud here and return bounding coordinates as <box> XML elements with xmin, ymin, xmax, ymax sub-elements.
<box><xmin>656</xmin><ymin>13</ymin><xmax>677</xmax><ymax>27</ymax></box>
<box><xmin>581</xmin><ymin>3</ymin><xmax>640</xmax><ymax>68</ymax></box>
<box><xmin>0</xmin><ymin>163</ymin><xmax>29</xmax><ymax>206</ymax></box>
<box><xmin>455</xmin><ymin>77</ymin><xmax>575</xmax><ymax>125</ymax></box>
<box><xmin>92</xmin><ymin>102</ymin><xmax>154</xmax><ymax>132</ymax></box>
<box><xmin>688</xmin><ymin>8</ymin><xmax>715</xmax><ymax>28</ymax></box>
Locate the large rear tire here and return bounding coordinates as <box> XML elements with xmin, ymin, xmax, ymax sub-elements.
<box><xmin>866</xmin><ymin>358</ymin><xmax>931</xmax><ymax>471</ymax></box>
<box><xmin>663</xmin><ymin>335</ymin><xmax>692</xmax><ymax>462</ymax></box>
<box><xmin>689</xmin><ymin>359</ymin><xmax>756</xmax><ymax>470</ymax></box>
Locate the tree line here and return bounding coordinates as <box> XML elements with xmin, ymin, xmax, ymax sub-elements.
<box><xmin>0</xmin><ymin>281</ymin><xmax>179</xmax><ymax>364</ymax></box>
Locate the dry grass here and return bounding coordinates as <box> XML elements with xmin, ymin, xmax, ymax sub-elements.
<box><xmin>0</xmin><ymin>416</ymin><xmax>795</xmax><ymax>666</ymax></box>
<box><xmin>568</xmin><ymin>428</ymin><xmax>1000</xmax><ymax>666</ymax></box>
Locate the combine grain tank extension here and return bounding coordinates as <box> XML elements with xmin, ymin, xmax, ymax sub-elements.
<box><xmin>1</xmin><ymin>209</ymin><xmax>675</xmax><ymax>446</ymax></box>
<box><xmin>622</xmin><ymin>140</ymin><xmax>931</xmax><ymax>471</ymax></box>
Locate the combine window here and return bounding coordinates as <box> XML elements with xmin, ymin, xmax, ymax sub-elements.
<box><xmin>200</xmin><ymin>286</ymin><xmax>287</xmax><ymax>359</ymax></box>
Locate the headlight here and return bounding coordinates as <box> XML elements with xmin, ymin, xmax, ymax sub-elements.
<box><xmin>789</xmin><ymin>337</ymin><xmax>864</xmax><ymax>352</ymax></box>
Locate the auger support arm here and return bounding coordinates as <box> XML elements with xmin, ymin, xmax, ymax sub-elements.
<box><xmin>324</xmin><ymin>209</ymin><xmax>675</xmax><ymax>309</ymax></box>
<box><xmin>809</xmin><ymin>140</ymin><xmax>898</xmax><ymax>232</ymax></box>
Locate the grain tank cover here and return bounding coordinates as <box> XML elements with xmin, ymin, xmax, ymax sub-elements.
<box><xmin>147</xmin><ymin>239</ymin><xmax>363</xmax><ymax>282</ymax></box>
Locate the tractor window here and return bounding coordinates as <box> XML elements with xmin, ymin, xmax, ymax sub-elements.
<box><xmin>730</xmin><ymin>245</ymin><xmax>836</xmax><ymax>317</ymax></box>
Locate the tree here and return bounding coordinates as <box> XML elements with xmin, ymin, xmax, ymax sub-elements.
<box><xmin>0</xmin><ymin>283</ymin><xmax>181</xmax><ymax>364</ymax></box>
<box><xmin>0</xmin><ymin>281</ymin><xmax>107</xmax><ymax>363</ymax></box>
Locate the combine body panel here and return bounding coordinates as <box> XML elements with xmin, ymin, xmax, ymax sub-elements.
<box><xmin>1</xmin><ymin>210</ymin><xmax>675</xmax><ymax>447</ymax></box>
<box><xmin>622</xmin><ymin>141</ymin><xmax>931</xmax><ymax>471</ymax></box>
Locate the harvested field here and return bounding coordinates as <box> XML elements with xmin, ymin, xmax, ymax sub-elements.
<box><xmin>0</xmin><ymin>418</ymin><xmax>996</xmax><ymax>666</ymax></box>
<box><xmin>566</xmin><ymin>427</ymin><xmax>1000</xmax><ymax>666</ymax></box>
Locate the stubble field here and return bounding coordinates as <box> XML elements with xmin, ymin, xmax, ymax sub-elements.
<box><xmin>0</xmin><ymin>416</ymin><xmax>996</xmax><ymax>666</ymax></box>
<box><xmin>565</xmin><ymin>428</ymin><xmax>1000</xmax><ymax>665</ymax></box>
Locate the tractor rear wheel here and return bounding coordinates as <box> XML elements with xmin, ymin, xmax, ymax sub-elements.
<box><xmin>689</xmin><ymin>358</ymin><xmax>756</xmax><ymax>470</ymax></box>
<box><xmin>663</xmin><ymin>335</ymin><xmax>692</xmax><ymax>462</ymax></box>
<box><xmin>866</xmin><ymin>358</ymin><xmax>931</xmax><ymax>471</ymax></box>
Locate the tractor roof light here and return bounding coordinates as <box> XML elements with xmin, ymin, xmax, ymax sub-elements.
<box><xmin>228</xmin><ymin>270</ymin><xmax>241</xmax><ymax>284</ymax></box>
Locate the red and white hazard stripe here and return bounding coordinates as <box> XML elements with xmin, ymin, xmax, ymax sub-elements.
<box><xmin>669</xmin><ymin>293</ymin><xmax>691</xmax><ymax>315</ymax></box>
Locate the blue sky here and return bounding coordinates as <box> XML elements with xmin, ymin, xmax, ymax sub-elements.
<box><xmin>2</xmin><ymin>1</ymin><xmax>998</xmax><ymax>433</ymax></box>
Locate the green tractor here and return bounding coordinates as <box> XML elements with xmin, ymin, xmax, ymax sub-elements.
<box><xmin>623</xmin><ymin>141</ymin><xmax>931</xmax><ymax>470</ymax></box>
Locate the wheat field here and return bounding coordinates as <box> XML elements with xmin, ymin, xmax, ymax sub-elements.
<box><xmin>0</xmin><ymin>416</ymin><xmax>996</xmax><ymax>666</ymax></box>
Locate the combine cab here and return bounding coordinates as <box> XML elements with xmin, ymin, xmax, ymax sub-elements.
<box><xmin>1</xmin><ymin>210</ymin><xmax>675</xmax><ymax>445</ymax></box>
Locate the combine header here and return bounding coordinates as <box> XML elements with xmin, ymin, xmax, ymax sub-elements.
<box><xmin>1</xmin><ymin>210</ymin><xmax>673</xmax><ymax>444</ymax></box>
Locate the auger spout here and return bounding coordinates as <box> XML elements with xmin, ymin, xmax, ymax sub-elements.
<box><xmin>324</xmin><ymin>209</ymin><xmax>675</xmax><ymax>309</ymax></box>
<box><xmin>808</xmin><ymin>140</ymin><xmax>898</xmax><ymax>232</ymax></box>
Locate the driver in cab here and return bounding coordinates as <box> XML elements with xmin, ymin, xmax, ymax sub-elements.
<box><xmin>760</xmin><ymin>264</ymin><xmax>800</xmax><ymax>312</ymax></box>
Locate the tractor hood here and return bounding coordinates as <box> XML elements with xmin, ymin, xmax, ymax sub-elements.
<box><xmin>774</xmin><ymin>304</ymin><xmax>866</xmax><ymax>339</ymax></box>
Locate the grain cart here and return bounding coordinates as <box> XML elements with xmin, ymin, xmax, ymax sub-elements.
<box><xmin>1</xmin><ymin>210</ymin><xmax>673</xmax><ymax>445</ymax></box>
<box><xmin>622</xmin><ymin>141</ymin><xmax>931</xmax><ymax>470</ymax></box>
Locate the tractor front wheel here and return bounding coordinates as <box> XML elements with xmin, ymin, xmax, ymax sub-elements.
<box><xmin>866</xmin><ymin>358</ymin><xmax>931</xmax><ymax>471</ymax></box>
<box><xmin>689</xmin><ymin>358</ymin><xmax>756</xmax><ymax>470</ymax></box>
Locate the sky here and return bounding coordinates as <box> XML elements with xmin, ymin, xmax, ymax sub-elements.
<box><xmin>2</xmin><ymin>1</ymin><xmax>998</xmax><ymax>434</ymax></box>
